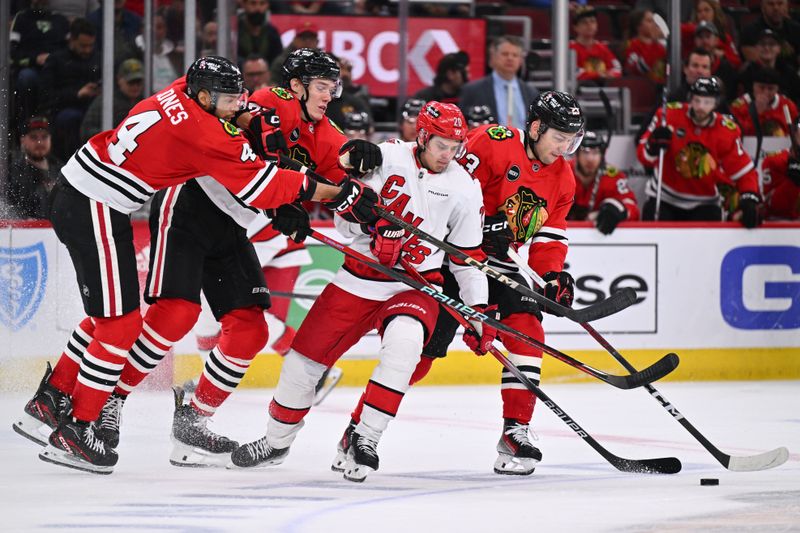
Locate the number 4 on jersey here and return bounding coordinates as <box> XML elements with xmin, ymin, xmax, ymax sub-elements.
<box><xmin>108</xmin><ymin>110</ymin><xmax>162</xmax><ymax>165</ymax></box>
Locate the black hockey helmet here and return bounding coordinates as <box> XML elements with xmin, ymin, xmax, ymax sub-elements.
<box><xmin>281</xmin><ymin>48</ymin><xmax>342</xmax><ymax>97</ymax></box>
<box><xmin>526</xmin><ymin>91</ymin><xmax>585</xmax><ymax>155</ymax></box>
<box><xmin>466</xmin><ymin>105</ymin><xmax>495</xmax><ymax>128</ymax></box>
<box><xmin>186</xmin><ymin>56</ymin><xmax>244</xmax><ymax>98</ymax></box>
<box><xmin>342</xmin><ymin>111</ymin><xmax>371</xmax><ymax>133</ymax></box>
<box><xmin>579</xmin><ymin>130</ymin><xmax>607</xmax><ymax>151</ymax></box>
<box><xmin>401</xmin><ymin>98</ymin><xmax>426</xmax><ymax>122</ymax></box>
<box><xmin>688</xmin><ymin>76</ymin><xmax>722</xmax><ymax>99</ymax></box>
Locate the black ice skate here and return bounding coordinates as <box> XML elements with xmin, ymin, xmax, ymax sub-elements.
<box><xmin>12</xmin><ymin>362</ymin><xmax>72</xmax><ymax>446</ymax></box>
<box><xmin>95</xmin><ymin>392</ymin><xmax>126</xmax><ymax>448</ymax></box>
<box><xmin>494</xmin><ymin>419</ymin><xmax>542</xmax><ymax>476</ymax></box>
<box><xmin>169</xmin><ymin>386</ymin><xmax>238</xmax><ymax>467</ymax></box>
<box><xmin>229</xmin><ymin>436</ymin><xmax>290</xmax><ymax>468</ymax></box>
<box><xmin>39</xmin><ymin>417</ymin><xmax>118</xmax><ymax>475</ymax></box>
<box><xmin>331</xmin><ymin>418</ymin><xmax>357</xmax><ymax>472</ymax></box>
<box><xmin>343</xmin><ymin>431</ymin><xmax>380</xmax><ymax>483</ymax></box>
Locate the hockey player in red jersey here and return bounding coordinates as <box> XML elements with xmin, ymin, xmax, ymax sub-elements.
<box><xmin>730</xmin><ymin>67</ymin><xmax>798</xmax><ymax>137</ymax></box>
<box><xmin>230</xmin><ymin>102</ymin><xmax>490</xmax><ymax>482</ymax></box>
<box><xmin>568</xmin><ymin>130</ymin><xmax>640</xmax><ymax>234</ymax></box>
<box><xmin>13</xmin><ymin>56</ymin><xmax>381</xmax><ymax>474</ymax></box>
<box><xmin>638</xmin><ymin>76</ymin><xmax>762</xmax><ymax>227</ymax></box>
<box><xmin>762</xmin><ymin>115</ymin><xmax>800</xmax><ymax>220</ymax></box>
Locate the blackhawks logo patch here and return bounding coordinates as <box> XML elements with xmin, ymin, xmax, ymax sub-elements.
<box><xmin>486</xmin><ymin>126</ymin><xmax>514</xmax><ymax>141</ymax></box>
<box><xmin>220</xmin><ymin>119</ymin><xmax>240</xmax><ymax>137</ymax></box>
<box><xmin>720</xmin><ymin>116</ymin><xmax>738</xmax><ymax>131</ymax></box>
<box><xmin>502</xmin><ymin>186</ymin><xmax>548</xmax><ymax>242</ymax></box>
<box><xmin>271</xmin><ymin>87</ymin><xmax>294</xmax><ymax>100</ymax></box>
<box><xmin>666</xmin><ymin>101</ymin><xmax>682</xmax><ymax>109</ymax></box>
<box><xmin>675</xmin><ymin>142</ymin><xmax>717</xmax><ymax>178</ymax></box>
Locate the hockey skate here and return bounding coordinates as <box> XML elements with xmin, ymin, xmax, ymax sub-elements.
<box><xmin>331</xmin><ymin>418</ymin><xmax>357</xmax><ymax>472</ymax></box>
<box><xmin>494</xmin><ymin>419</ymin><xmax>542</xmax><ymax>476</ymax></box>
<box><xmin>39</xmin><ymin>417</ymin><xmax>118</xmax><ymax>475</ymax></box>
<box><xmin>94</xmin><ymin>392</ymin><xmax>126</xmax><ymax>448</ymax></box>
<box><xmin>229</xmin><ymin>435</ymin><xmax>290</xmax><ymax>468</ymax></box>
<box><xmin>313</xmin><ymin>366</ymin><xmax>343</xmax><ymax>406</ymax></box>
<box><xmin>169</xmin><ymin>387</ymin><xmax>239</xmax><ymax>467</ymax></box>
<box><xmin>343</xmin><ymin>431</ymin><xmax>380</xmax><ymax>482</ymax></box>
<box><xmin>12</xmin><ymin>363</ymin><xmax>72</xmax><ymax>446</ymax></box>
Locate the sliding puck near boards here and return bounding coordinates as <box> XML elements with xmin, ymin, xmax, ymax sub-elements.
<box><xmin>700</xmin><ymin>478</ymin><xmax>720</xmax><ymax>486</ymax></box>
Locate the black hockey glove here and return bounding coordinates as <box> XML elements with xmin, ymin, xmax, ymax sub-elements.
<box><xmin>324</xmin><ymin>179</ymin><xmax>380</xmax><ymax>224</ymax></box>
<box><xmin>739</xmin><ymin>192</ymin><xmax>761</xmax><ymax>229</ymax></box>
<box><xmin>787</xmin><ymin>157</ymin><xmax>800</xmax><ymax>187</ymax></box>
<box><xmin>482</xmin><ymin>212</ymin><xmax>514</xmax><ymax>259</ymax></box>
<box><xmin>595</xmin><ymin>201</ymin><xmax>627</xmax><ymax>235</ymax></box>
<box><xmin>339</xmin><ymin>139</ymin><xmax>383</xmax><ymax>175</ymax></box>
<box><xmin>540</xmin><ymin>271</ymin><xmax>575</xmax><ymax>313</ymax></box>
<box><xmin>247</xmin><ymin>108</ymin><xmax>288</xmax><ymax>159</ymax></box>
<box><xmin>266</xmin><ymin>203</ymin><xmax>311</xmax><ymax>243</ymax></box>
<box><xmin>646</xmin><ymin>126</ymin><xmax>672</xmax><ymax>156</ymax></box>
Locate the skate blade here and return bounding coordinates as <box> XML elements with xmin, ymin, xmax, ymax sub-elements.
<box><xmin>39</xmin><ymin>444</ymin><xmax>114</xmax><ymax>475</ymax></box>
<box><xmin>313</xmin><ymin>367</ymin><xmax>343</xmax><ymax>406</ymax></box>
<box><xmin>343</xmin><ymin>458</ymin><xmax>375</xmax><ymax>482</ymax></box>
<box><xmin>12</xmin><ymin>413</ymin><xmax>52</xmax><ymax>447</ymax></box>
<box><xmin>493</xmin><ymin>453</ymin><xmax>538</xmax><ymax>476</ymax></box>
<box><xmin>331</xmin><ymin>450</ymin><xmax>348</xmax><ymax>472</ymax></box>
<box><xmin>169</xmin><ymin>441</ymin><xmax>232</xmax><ymax>468</ymax></box>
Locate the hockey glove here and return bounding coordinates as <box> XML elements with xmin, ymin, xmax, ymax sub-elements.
<box><xmin>787</xmin><ymin>157</ymin><xmax>800</xmax><ymax>187</ymax></box>
<box><xmin>339</xmin><ymin>139</ymin><xmax>383</xmax><ymax>174</ymax></box>
<box><xmin>739</xmin><ymin>192</ymin><xmax>761</xmax><ymax>229</ymax></box>
<box><xmin>324</xmin><ymin>179</ymin><xmax>380</xmax><ymax>224</ymax></box>
<box><xmin>595</xmin><ymin>201</ymin><xmax>627</xmax><ymax>235</ymax></box>
<box><xmin>645</xmin><ymin>126</ymin><xmax>672</xmax><ymax>156</ymax></box>
<box><xmin>369</xmin><ymin>218</ymin><xmax>405</xmax><ymax>266</ymax></box>
<box><xmin>462</xmin><ymin>304</ymin><xmax>500</xmax><ymax>356</ymax></box>
<box><xmin>540</xmin><ymin>271</ymin><xmax>575</xmax><ymax>313</ymax></box>
<box><xmin>247</xmin><ymin>108</ymin><xmax>288</xmax><ymax>159</ymax></box>
<box><xmin>482</xmin><ymin>212</ymin><xmax>515</xmax><ymax>259</ymax></box>
<box><xmin>266</xmin><ymin>203</ymin><xmax>311</xmax><ymax>243</ymax></box>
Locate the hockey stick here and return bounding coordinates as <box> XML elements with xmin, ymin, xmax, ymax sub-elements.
<box><xmin>507</xmin><ymin>250</ymin><xmax>789</xmax><ymax>471</ymax></box>
<box><xmin>398</xmin><ymin>259</ymin><xmax>681</xmax><ymax>475</ymax></box>
<box><xmin>270</xmin><ymin>290</ymin><xmax>318</xmax><ymax>301</ymax></box>
<box><xmin>653</xmin><ymin>65</ymin><xmax>669</xmax><ymax>222</ymax></box>
<box><xmin>308</xmin><ymin>229</ymin><xmax>675</xmax><ymax>389</ymax></box>
<box><xmin>375</xmin><ymin>206</ymin><xmax>637</xmax><ymax>323</ymax></box>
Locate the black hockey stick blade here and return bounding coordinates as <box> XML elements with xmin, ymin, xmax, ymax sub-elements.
<box><xmin>568</xmin><ymin>287</ymin><xmax>638</xmax><ymax>323</ymax></box>
<box><xmin>606</xmin><ymin>352</ymin><xmax>679</xmax><ymax>389</ymax></box>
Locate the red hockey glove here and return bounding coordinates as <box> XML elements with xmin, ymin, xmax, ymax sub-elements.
<box><xmin>646</xmin><ymin>126</ymin><xmax>672</xmax><ymax>156</ymax></box>
<box><xmin>266</xmin><ymin>203</ymin><xmax>311</xmax><ymax>243</ymax></box>
<box><xmin>540</xmin><ymin>271</ymin><xmax>574</xmax><ymax>313</ymax></box>
<box><xmin>482</xmin><ymin>212</ymin><xmax>514</xmax><ymax>259</ymax></box>
<box><xmin>339</xmin><ymin>139</ymin><xmax>382</xmax><ymax>175</ymax></box>
<box><xmin>787</xmin><ymin>157</ymin><xmax>800</xmax><ymax>187</ymax></box>
<box><xmin>247</xmin><ymin>108</ymin><xmax>288</xmax><ymax>159</ymax></box>
<box><xmin>462</xmin><ymin>304</ymin><xmax>499</xmax><ymax>356</ymax></box>
<box><xmin>369</xmin><ymin>218</ymin><xmax>404</xmax><ymax>266</ymax></box>
<box><xmin>324</xmin><ymin>179</ymin><xmax>380</xmax><ymax>224</ymax></box>
<box><xmin>595</xmin><ymin>201</ymin><xmax>627</xmax><ymax>235</ymax></box>
<box><xmin>738</xmin><ymin>192</ymin><xmax>761</xmax><ymax>229</ymax></box>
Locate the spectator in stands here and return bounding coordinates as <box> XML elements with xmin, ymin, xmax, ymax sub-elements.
<box><xmin>730</xmin><ymin>67</ymin><xmax>798</xmax><ymax>137</ymax></box>
<box><xmin>341</xmin><ymin>111</ymin><xmax>372</xmax><ymax>141</ymax></box>
<box><xmin>350</xmin><ymin>0</ymin><xmax>391</xmax><ymax>16</ymax></box>
<box><xmin>667</xmin><ymin>48</ymin><xmax>713</xmax><ymax>102</ymax></box>
<box><xmin>80</xmin><ymin>58</ymin><xmax>144</xmax><ymax>141</ymax></box>
<box><xmin>269</xmin><ymin>21</ymin><xmax>317</xmax><ymax>83</ymax></box>
<box><xmin>465</xmin><ymin>105</ymin><xmax>495</xmax><ymax>130</ymax></box>
<box><xmin>242</xmin><ymin>55</ymin><xmax>271</xmax><ymax>93</ymax></box>
<box><xmin>199</xmin><ymin>20</ymin><xmax>218</xmax><ymax>57</ymax></box>
<box><xmin>135</xmin><ymin>12</ymin><xmax>180</xmax><ymax>91</ymax></box>
<box><xmin>6</xmin><ymin>117</ymin><xmax>62</xmax><ymax>219</ymax></box>
<box><xmin>159</xmin><ymin>0</ymin><xmax>185</xmax><ymax>48</ymax></box>
<box><xmin>10</xmin><ymin>0</ymin><xmax>70</xmax><ymax>127</ymax></box>
<box><xmin>693</xmin><ymin>21</ymin><xmax>738</xmax><ymax>104</ymax></box>
<box><xmin>761</xmin><ymin>115</ymin><xmax>800</xmax><ymax>220</ymax></box>
<box><xmin>414</xmin><ymin>52</ymin><xmax>469</xmax><ymax>105</ymax></box>
<box><xmin>624</xmin><ymin>9</ymin><xmax>666</xmax><ymax>85</ymax></box>
<box><xmin>740</xmin><ymin>0</ymin><xmax>800</xmax><ymax>70</ymax></box>
<box><xmin>39</xmin><ymin>17</ymin><xmax>100</xmax><ymax>160</ymax></box>
<box><xmin>237</xmin><ymin>0</ymin><xmax>283</xmax><ymax>67</ymax></box>
<box><xmin>87</xmin><ymin>0</ymin><xmax>141</xmax><ymax>64</ymax></box>
<box><xmin>738</xmin><ymin>29</ymin><xmax>800</xmax><ymax>103</ymax></box>
<box><xmin>681</xmin><ymin>0</ymin><xmax>741</xmax><ymax>70</ymax></box>
<box><xmin>49</xmin><ymin>1</ymin><xmax>100</xmax><ymax>21</ymax></box>
<box><xmin>459</xmin><ymin>35</ymin><xmax>537</xmax><ymax>131</ymax></box>
<box><xmin>570</xmin><ymin>6</ymin><xmax>622</xmax><ymax>85</ymax></box>
<box><xmin>326</xmin><ymin>55</ymin><xmax>371</xmax><ymax>128</ymax></box>
<box><xmin>398</xmin><ymin>98</ymin><xmax>425</xmax><ymax>142</ymax></box>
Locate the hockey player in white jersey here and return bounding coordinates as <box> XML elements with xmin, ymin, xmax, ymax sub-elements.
<box><xmin>231</xmin><ymin>102</ymin><xmax>492</xmax><ymax>481</ymax></box>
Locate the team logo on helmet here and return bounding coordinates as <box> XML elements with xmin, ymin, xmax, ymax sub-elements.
<box><xmin>271</xmin><ymin>87</ymin><xmax>294</xmax><ymax>100</ymax></box>
<box><xmin>675</xmin><ymin>142</ymin><xmax>717</xmax><ymax>178</ymax></box>
<box><xmin>486</xmin><ymin>126</ymin><xmax>514</xmax><ymax>141</ymax></box>
<box><xmin>0</xmin><ymin>242</ymin><xmax>48</xmax><ymax>331</ymax></box>
<box><xmin>503</xmin><ymin>187</ymin><xmax>548</xmax><ymax>242</ymax></box>
<box><xmin>424</xmin><ymin>103</ymin><xmax>441</xmax><ymax>118</ymax></box>
<box><xmin>506</xmin><ymin>165</ymin><xmax>520</xmax><ymax>182</ymax></box>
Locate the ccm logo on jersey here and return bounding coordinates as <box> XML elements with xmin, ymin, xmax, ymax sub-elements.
<box><xmin>720</xmin><ymin>245</ymin><xmax>800</xmax><ymax>330</ymax></box>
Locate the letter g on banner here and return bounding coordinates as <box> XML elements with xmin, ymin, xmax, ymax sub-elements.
<box><xmin>720</xmin><ymin>246</ymin><xmax>800</xmax><ymax>330</ymax></box>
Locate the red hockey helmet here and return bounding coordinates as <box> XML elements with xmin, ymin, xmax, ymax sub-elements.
<box><xmin>416</xmin><ymin>101</ymin><xmax>467</xmax><ymax>145</ymax></box>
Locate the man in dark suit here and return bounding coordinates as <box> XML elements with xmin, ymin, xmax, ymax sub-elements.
<box><xmin>458</xmin><ymin>35</ymin><xmax>538</xmax><ymax>131</ymax></box>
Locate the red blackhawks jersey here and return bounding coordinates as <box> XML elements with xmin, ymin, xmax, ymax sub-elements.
<box><xmin>568</xmin><ymin>162</ymin><xmax>641</xmax><ymax>221</ymax></box>
<box><xmin>60</xmin><ymin>78</ymin><xmax>307</xmax><ymax>214</ymax></box>
<box><xmin>570</xmin><ymin>40</ymin><xmax>622</xmax><ymax>82</ymax></box>
<box><xmin>334</xmin><ymin>140</ymin><xmax>487</xmax><ymax>305</ymax></box>
<box><xmin>637</xmin><ymin>103</ymin><xmax>758</xmax><ymax>209</ymax></box>
<box><xmin>460</xmin><ymin>124</ymin><xmax>575</xmax><ymax>277</ymax></box>
<box><xmin>730</xmin><ymin>94</ymin><xmax>798</xmax><ymax>137</ymax></box>
<box><xmin>623</xmin><ymin>38</ymin><xmax>666</xmax><ymax>84</ymax></box>
<box><xmin>762</xmin><ymin>149</ymin><xmax>800</xmax><ymax>220</ymax></box>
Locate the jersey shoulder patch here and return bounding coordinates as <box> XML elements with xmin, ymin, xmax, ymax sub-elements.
<box><xmin>270</xmin><ymin>87</ymin><xmax>294</xmax><ymax>100</ymax></box>
<box><xmin>666</xmin><ymin>101</ymin><xmax>683</xmax><ymax>110</ymax></box>
<box><xmin>220</xmin><ymin>119</ymin><xmax>241</xmax><ymax>137</ymax></box>
<box><xmin>485</xmin><ymin>125</ymin><xmax>515</xmax><ymax>141</ymax></box>
<box><xmin>605</xmin><ymin>165</ymin><xmax>619</xmax><ymax>177</ymax></box>
<box><xmin>720</xmin><ymin>115</ymin><xmax>738</xmax><ymax>130</ymax></box>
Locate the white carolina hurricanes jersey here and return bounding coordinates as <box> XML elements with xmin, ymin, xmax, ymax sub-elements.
<box><xmin>333</xmin><ymin>141</ymin><xmax>488</xmax><ymax>304</ymax></box>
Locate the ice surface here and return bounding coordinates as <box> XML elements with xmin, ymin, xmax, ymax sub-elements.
<box><xmin>2</xmin><ymin>381</ymin><xmax>798</xmax><ymax>532</ymax></box>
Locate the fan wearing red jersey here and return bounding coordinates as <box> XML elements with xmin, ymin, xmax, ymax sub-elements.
<box><xmin>638</xmin><ymin>77</ymin><xmax>761</xmax><ymax>227</ymax></box>
<box><xmin>568</xmin><ymin>131</ymin><xmax>640</xmax><ymax>234</ymax></box>
<box><xmin>570</xmin><ymin>7</ymin><xmax>622</xmax><ymax>83</ymax></box>
<box><xmin>14</xmin><ymin>56</ymin><xmax>380</xmax><ymax>475</ymax></box>
<box><xmin>230</xmin><ymin>103</ymin><xmax>489</xmax><ymax>483</ymax></box>
<box><xmin>762</xmin><ymin>116</ymin><xmax>800</xmax><ymax>220</ymax></box>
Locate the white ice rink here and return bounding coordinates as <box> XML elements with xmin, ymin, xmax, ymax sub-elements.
<box><xmin>2</xmin><ymin>381</ymin><xmax>798</xmax><ymax>532</ymax></box>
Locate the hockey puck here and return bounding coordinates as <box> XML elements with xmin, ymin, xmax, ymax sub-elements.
<box><xmin>700</xmin><ymin>478</ymin><xmax>719</xmax><ymax>486</ymax></box>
